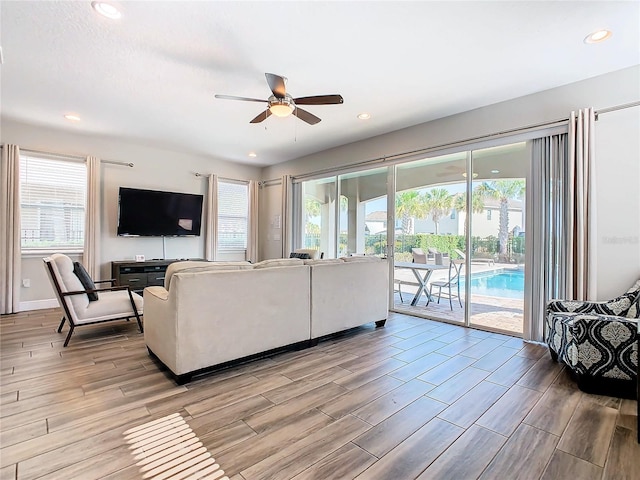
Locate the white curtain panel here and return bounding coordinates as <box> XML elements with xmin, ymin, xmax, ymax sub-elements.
<box><xmin>204</xmin><ymin>174</ymin><xmax>218</xmax><ymax>261</ymax></box>
<box><xmin>1</xmin><ymin>144</ymin><xmax>21</xmax><ymax>314</ymax></box>
<box><xmin>568</xmin><ymin>108</ymin><xmax>597</xmax><ymax>300</ymax></box>
<box><xmin>247</xmin><ymin>180</ymin><xmax>259</xmax><ymax>263</ymax></box>
<box><xmin>281</xmin><ymin>175</ymin><xmax>292</xmax><ymax>258</ymax></box>
<box><xmin>526</xmin><ymin>135</ymin><xmax>567</xmax><ymax>342</ymax></box>
<box><xmin>84</xmin><ymin>156</ymin><xmax>101</xmax><ymax>279</ymax></box>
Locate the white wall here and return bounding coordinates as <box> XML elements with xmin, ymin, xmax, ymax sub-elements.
<box><xmin>1</xmin><ymin>119</ymin><xmax>261</xmax><ymax>308</ymax></box>
<box><xmin>260</xmin><ymin>66</ymin><xmax>640</xmax><ymax>299</ymax></box>
<box><xmin>593</xmin><ymin>106</ymin><xmax>640</xmax><ymax>298</ymax></box>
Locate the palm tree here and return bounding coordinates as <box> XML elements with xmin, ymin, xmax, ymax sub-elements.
<box><xmin>421</xmin><ymin>188</ymin><xmax>453</xmax><ymax>234</ymax></box>
<box><xmin>304</xmin><ymin>197</ymin><xmax>321</xmax><ymax>234</ymax></box>
<box><xmin>395</xmin><ymin>190</ymin><xmax>421</xmax><ymax>234</ymax></box>
<box><xmin>477</xmin><ymin>180</ymin><xmax>525</xmax><ymax>256</ymax></box>
<box><xmin>453</xmin><ymin>187</ymin><xmax>485</xmax><ymax>236</ymax></box>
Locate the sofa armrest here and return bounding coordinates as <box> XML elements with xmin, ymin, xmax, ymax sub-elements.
<box><xmin>144</xmin><ymin>286</ymin><xmax>169</xmax><ymax>301</ymax></box>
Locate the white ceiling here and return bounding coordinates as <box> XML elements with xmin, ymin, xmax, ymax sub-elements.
<box><xmin>1</xmin><ymin>1</ymin><xmax>638</xmax><ymax>167</ymax></box>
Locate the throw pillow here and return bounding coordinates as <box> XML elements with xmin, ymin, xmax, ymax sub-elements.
<box><xmin>73</xmin><ymin>262</ymin><xmax>98</xmax><ymax>301</ymax></box>
<box><xmin>289</xmin><ymin>252</ymin><xmax>312</xmax><ymax>259</ymax></box>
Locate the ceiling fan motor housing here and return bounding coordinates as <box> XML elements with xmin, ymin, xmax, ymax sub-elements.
<box><xmin>268</xmin><ymin>94</ymin><xmax>295</xmax><ymax>116</ymax></box>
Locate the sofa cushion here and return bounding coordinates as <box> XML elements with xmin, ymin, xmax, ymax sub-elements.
<box><xmin>303</xmin><ymin>259</ymin><xmax>343</xmax><ymax>265</ymax></box>
<box><xmin>73</xmin><ymin>261</ymin><xmax>98</xmax><ymax>301</ymax></box>
<box><xmin>253</xmin><ymin>258</ymin><xmax>304</xmax><ymax>269</ymax></box>
<box><xmin>164</xmin><ymin>261</ymin><xmax>252</xmax><ymax>289</ymax></box>
<box><xmin>340</xmin><ymin>256</ymin><xmax>382</xmax><ymax>263</ymax></box>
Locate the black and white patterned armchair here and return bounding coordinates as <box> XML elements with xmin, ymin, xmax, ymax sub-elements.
<box><xmin>546</xmin><ymin>279</ymin><xmax>640</xmax><ymax>398</ymax></box>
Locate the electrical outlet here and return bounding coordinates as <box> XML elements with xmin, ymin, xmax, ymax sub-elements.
<box><xmin>22</xmin><ymin>278</ymin><xmax>31</xmax><ymax>288</ymax></box>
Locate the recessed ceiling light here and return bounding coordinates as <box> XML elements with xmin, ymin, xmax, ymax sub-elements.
<box><xmin>64</xmin><ymin>114</ymin><xmax>81</xmax><ymax>122</ymax></box>
<box><xmin>491</xmin><ymin>169</ymin><xmax>500</xmax><ymax>174</ymax></box>
<box><xmin>357</xmin><ymin>113</ymin><xmax>371</xmax><ymax>120</ymax></box>
<box><xmin>91</xmin><ymin>1</ymin><xmax>122</xmax><ymax>19</ymax></box>
<box><xmin>248</xmin><ymin>152</ymin><xmax>257</xmax><ymax>158</ymax></box>
<box><xmin>584</xmin><ymin>29</ymin><xmax>612</xmax><ymax>44</ymax></box>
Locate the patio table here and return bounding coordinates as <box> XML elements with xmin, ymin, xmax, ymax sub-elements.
<box><xmin>394</xmin><ymin>261</ymin><xmax>449</xmax><ymax>306</ymax></box>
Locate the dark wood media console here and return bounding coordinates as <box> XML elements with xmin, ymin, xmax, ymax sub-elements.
<box><xmin>111</xmin><ymin>259</ymin><xmax>196</xmax><ymax>293</ymax></box>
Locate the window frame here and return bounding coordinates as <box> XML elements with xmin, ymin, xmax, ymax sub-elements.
<box><xmin>19</xmin><ymin>153</ymin><xmax>87</xmax><ymax>254</ymax></box>
<box><xmin>216</xmin><ymin>178</ymin><xmax>249</xmax><ymax>253</ymax></box>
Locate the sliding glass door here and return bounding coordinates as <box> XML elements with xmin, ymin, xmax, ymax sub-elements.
<box><xmin>293</xmin><ymin>140</ymin><xmax>529</xmax><ymax>336</ymax></box>
<box><xmin>393</xmin><ymin>152</ymin><xmax>467</xmax><ymax>324</ymax></box>
<box><xmin>468</xmin><ymin>144</ymin><xmax>527</xmax><ymax>334</ymax></box>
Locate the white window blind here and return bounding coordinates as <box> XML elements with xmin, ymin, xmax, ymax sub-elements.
<box><xmin>217</xmin><ymin>180</ymin><xmax>248</xmax><ymax>251</ymax></box>
<box><xmin>19</xmin><ymin>154</ymin><xmax>86</xmax><ymax>251</ymax></box>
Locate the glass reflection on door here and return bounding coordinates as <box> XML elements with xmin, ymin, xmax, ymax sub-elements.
<box><xmin>302</xmin><ymin>177</ymin><xmax>337</xmax><ymax>259</ymax></box>
<box><xmin>339</xmin><ymin>167</ymin><xmax>388</xmax><ymax>258</ymax></box>
<box><xmin>393</xmin><ymin>152</ymin><xmax>467</xmax><ymax>324</ymax></box>
<box><xmin>468</xmin><ymin>143</ymin><xmax>527</xmax><ymax>335</ymax></box>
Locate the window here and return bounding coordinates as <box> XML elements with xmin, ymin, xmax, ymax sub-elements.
<box><xmin>487</xmin><ymin>209</ymin><xmax>492</xmax><ymax>220</ymax></box>
<box><xmin>20</xmin><ymin>153</ymin><xmax>86</xmax><ymax>251</ymax></box>
<box><xmin>217</xmin><ymin>180</ymin><xmax>248</xmax><ymax>251</ymax></box>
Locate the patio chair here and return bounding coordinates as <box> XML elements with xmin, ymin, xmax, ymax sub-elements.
<box><xmin>44</xmin><ymin>253</ymin><xmax>143</xmax><ymax>347</ymax></box>
<box><xmin>427</xmin><ymin>259</ymin><xmax>463</xmax><ymax>310</ymax></box>
<box><xmin>412</xmin><ymin>248</ymin><xmax>427</xmax><ymax>263</ymax></box>
<box><xmin>546</xmin><ymin>279</ymin><xmax>640</xmax><ymax>398</ymax></box>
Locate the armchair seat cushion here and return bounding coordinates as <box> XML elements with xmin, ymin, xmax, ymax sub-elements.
<box><xmin>76</xmin><ymin>290</ymin><xmax>143</xmax><ymax>324</ymax></box>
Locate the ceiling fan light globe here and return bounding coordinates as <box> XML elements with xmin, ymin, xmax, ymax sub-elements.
<box><xmin>269</xmin><ymin>104</ymin><xmax>294</xmax><ymax>117</ymax></box>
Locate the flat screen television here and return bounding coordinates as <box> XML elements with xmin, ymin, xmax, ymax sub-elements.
<box><xmin>117</xmin><ymin>187</ymin><xmax>204</xmax><ymax>237</ymax></box>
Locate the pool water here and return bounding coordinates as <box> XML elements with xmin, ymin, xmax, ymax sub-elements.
<box><xmin>460</xmin><ymin>269</ymin><xmax>524</xmax><ymax>299</ymax></box>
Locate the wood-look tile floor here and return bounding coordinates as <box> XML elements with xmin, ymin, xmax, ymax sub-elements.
<box><xmin>1</xmin><ymin>308</ymin><xmax>638</xmax><ymax>479</ymax></box>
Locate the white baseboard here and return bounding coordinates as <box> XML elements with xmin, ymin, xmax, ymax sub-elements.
<box><xmin>19</xmin><ymin>298</ymin><xmax>59</xmax><ymax>312</ymax></box>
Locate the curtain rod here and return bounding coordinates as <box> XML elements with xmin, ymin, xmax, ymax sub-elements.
<box><xmin>594</xmin><ymin>100</ymin><xmax>640</xmax><ymax>119</ymax></box>
<box><xmin>290</xmin><ymin>100</ymin><xmax>639</xmax><ymax>182</ymax></box>
<box><xmin>259</xmin><ymin>178</ymin><xmax>282</xmax><ymax>187</ymax></box>
<box><xmin>3</xmin><ymin>146</ymin><xmax>134</xmax><ymax>167</ymax></box>
<box><xmin>194</xmin><ymin>173</ymin><xmax>250</xmax><ymax>185</ymax></box>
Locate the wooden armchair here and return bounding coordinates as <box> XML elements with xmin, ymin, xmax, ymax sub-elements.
<box><xmin>43</xmin><ymin>254</ymin><xmax>143</xmax><ymax>347</ymax></box>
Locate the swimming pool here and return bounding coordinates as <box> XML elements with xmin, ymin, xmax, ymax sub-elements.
<box><xmin>460</xmin><ymin>269</ymin><xmax>524</xmax><ymax>299</ymax></box>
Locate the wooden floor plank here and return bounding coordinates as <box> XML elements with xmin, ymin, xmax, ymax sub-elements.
<box><xmin>290</xmin><ymin>443</ymin><xmax>376</xmax><ymax>480</ymax></box>
<box><xmin>352</xmin><ymin>378</ymin><xmax>434</xmax><ymax>425</ymax></box>
<box><xmin>602</xmin><ymin>426</ymin><xmax>640</xmax><ymax>480</ymax></box>
<box><xmin>437</xmin><ymin>380</ymin><xmax>508</xmax><ymax>428</ymax></box>
<box><xmin>240</xmin><ymin>415</ymin><xmax>370</xmax><ymax>480</ymax></box>
<box><xmin>541</xmin><ymin>450</ymin><xmax>603</xmax><ymax>480</ymax></box>
<box><xmin>0</xmin><ymin>308</ymin><xmax>632</xmax><ymax>480</ymax></box>
<box><xmin>523</xmin><ymin>384</ymin><xmax>583</xmax><ymax>436</ymax></box>
<box><xmin>479</xmin><ymin>424</ymin><xmax>559</xmax><ymax>480</ymax></box>
<box><xmin>317</xmin><ymin>374</ymin><xmax>404</xmax><ymax>420</ymax></box>
<box><xmin>476</xmin><ymin>384</ymin><xmax>543</xmax><ymax>436</ymax></box>
<box><xmin>353</xmin><ymin>418</ymin><xmax>463</xmax><ymax>480</ymax></box>
<box><xmin>353</xmin><ymin>396</ymin><xmax>448</xmax><ymax>458</ymax></box>
<box><xmin>417</xmin><ymin>424</ymin><xmax>507</xmax><ymax>479</ymax></box>
<box><xmin>558</xmin><ymin>399</ymin><xmax>619</xmax><ymax>467</ymax></box>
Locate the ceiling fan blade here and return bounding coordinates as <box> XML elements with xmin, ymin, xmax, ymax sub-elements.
<box><xmin>293</xmin><ymin>94</ymin><xmax>344</xmax><ymax>105</ymax></box>
<box><xmin>293</xmin><ymin>107</ymin><xmax>321</xmax><ymax>125</ymax></box>
<box><xmin>215</xmin><ymin>94</ymin><xmax>267</xmax><ymax>103</ymax></box>
<box><xmin>265</xmin><ymin>73</ymin><xmax>286</xmax><ymax>98</ymax></box>
<box><xmin>250</xmin><ymin>109</ymin><xmax>271</xmax><ymax>124</ymax></box>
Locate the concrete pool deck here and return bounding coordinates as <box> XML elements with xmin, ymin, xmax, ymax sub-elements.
<box><xmin>393</xmin><ymin>262</ymin><xmax>524</xmax><ymax>335</ymax></box>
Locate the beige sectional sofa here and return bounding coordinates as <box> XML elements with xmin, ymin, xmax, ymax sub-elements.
<box><xmin>144</xmin><ymin>256</ymin><xmax>388</xmax><ymax>382</ymax></box>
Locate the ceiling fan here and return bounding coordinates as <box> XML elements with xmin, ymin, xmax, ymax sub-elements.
<box><xmin>215</xmin><ymin>73</ymin><xmax>343</xmax><ymax>125</ymax></box>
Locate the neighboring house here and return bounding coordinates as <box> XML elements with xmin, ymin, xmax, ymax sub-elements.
<box><xmin>413</xmin><ymin>197</ymin><xmax>524</xmax><ymax>237</ymax></box>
